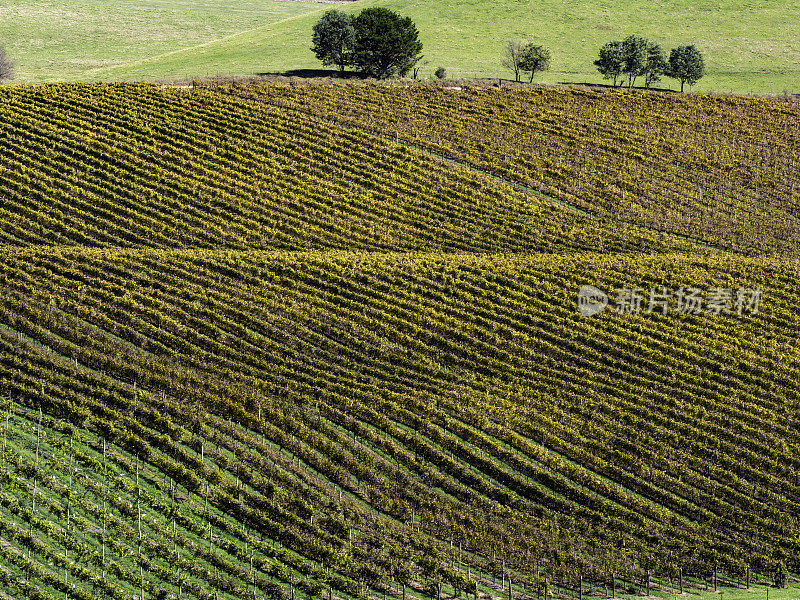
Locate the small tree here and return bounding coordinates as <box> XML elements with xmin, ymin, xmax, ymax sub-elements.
<box><xmin>434</xmin><ymin>66</ymin><xmax>446</xmax><ymax>79</ymax></box>
<box><xmin>311</xmin><ymin>10</ymin><xmax>355</xmax><ymax>74</ymax></box>
<box><xmin>413</xmin><ymin>59</ymin><xmax>429</xmax><ymax>79</ymax></box>
<box><xmin>595</xmin><ymin>41</ymin><xmax>625</xmax><ymax>87</ymax></box>
<box><xmin>501</xmin><ymin>40</ymin><xmax>525</xmax><ymax>82</ymax></box>
<box><xmin>352</xmin><ymin>7</ymin><xmax>422</xmax><ymax>79</ymax></box>
<box><xmin>0</xmin><ymin>47</ymin><xmax>13</xmax><ymax>82</ymax></box>
<box><xmin>666</xmin><ymin>44</ymin><xmax>705</xmax><ymax>92</ymax></box>
<box><xmin>643</xmin><ymin>42</ymin><xmax>667</xmax><ymax>88</ymax></box>
<box><xmin>519</xmin><ymin>44</ymin><xmax>551</xmax><ymax>83</ymax></box>
<box><xmin>621</xmin><ymin>35</ymin><xmax>648</xmax><ymax>88</ymax></box>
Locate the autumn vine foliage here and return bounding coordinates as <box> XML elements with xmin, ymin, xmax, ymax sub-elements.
<box><xmin>0</xmin><ymin>82</ymin><xmax>798</xmax><ymax>600</ymax></box>
<box><xmin>224</xmin><ymin>80</ymin><xmax>800</xmax><ymax>257</ymax></box>
<box><xmin>0</xmin><ymin>83</ymin><xmax>682</xmax><ymax>255</ymax></box>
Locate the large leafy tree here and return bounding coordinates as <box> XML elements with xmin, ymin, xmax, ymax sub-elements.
<box><xmin>311</xmin><ymin>10</ymin><xmax>355</xmax><ymax>74</ymax></box>
<box><xmin>519</xmin><ymin>44</ymin><xmax>551</xmax><ymax>83</ymax></box>
<box><xmin>666</xmin><ymin>44</ymin><xmax>705</xmax><ymax>92</ymax></box>
<box><xmin>352</xmin><ymin>8</ymin><xmax>422</xmax><ymax>79</ymax></box>
<box><xmin>594</xmin><ymin>41</ymin><xmax>625</xmax><ymax>87</ymax></box>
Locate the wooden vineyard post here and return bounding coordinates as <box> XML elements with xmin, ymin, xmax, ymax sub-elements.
<box><xmin>508</xmin><ymin>576</ymin><xmax>512</xmax><ymax>600</ymax></box>
<box><xmin>714</xmin><ymin>565</ymin><xmax>717</xmax><ymax>592</ymax></box>
<box><xmin>746</xmin><ymin>566</ymin><xmax>750</xmax><ymax>589</ymax></box>
<box><xmin>2</xmin><ymin>406</ymin><xmax>8</xmax><ymax>470</ymax></box>
<box><xmin>250</xmin><ymin>552</ymin><xmax>255</xmax><ymax>598</ymax></box>
<box><xmin>579</xmin><ymin>576</ymin><xmax>583</xmax><ymax>600</ymax></box>
<box><xmin>612</xmin><ymin>573</ymin><xmax>616</xmax><ymax>599</ymax></box>
<box><xmin>102</xmin><ymin>438</ymin><xmax>106</xmax><ymax>580</ymax></box>
<box><xmin>646</xmin><ymin>572</ymin><xmax>650</xmax><ymax>597</ymax></box>
<box><xmin>680</xmin><ymin>567</ymin><xmax>683</xmax><ymax>595</ymax></box>
<box><xmin>36</xmin><ymin>407</ymin><xmax>41</xmax><ymax>465</ymax></box>
<box><xmin>137</xmin><ymin>456</ymin><xmax>142</xmax><ymax>555</ymax></box>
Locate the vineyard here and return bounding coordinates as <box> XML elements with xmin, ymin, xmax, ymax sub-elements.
<box><xmin>0</xmin><ymin>82</ymin><xmax>799</xmax><ymax>600</ymax></box>
<box><xmin>218</xmin><ymin>81</ymin><xmax>800</xmax><ymax>256</ymax></box>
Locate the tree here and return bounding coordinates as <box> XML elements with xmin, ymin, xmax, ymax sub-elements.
<box><xmin>352</xmin><ymin>8</ymin><xmax>422</xmax><ymax>79</ymax></box>
<box><xmin>311</xmin><ymin>10</ymin><xmax>355</xmax><ymax>74</ymax></box>
<box><xmin>643</xmin><ymin>42</ymin><xmax>667</xmax><ymax>88</ymax></box>
<box><xmin>666</xmin><ymin>44</ymin><xmax>705</xmax><ymax>92</ymax></box>
<box><xmin>519</xmin><ymin>44</ymin><xmax>551</xmax><ymax>83</ymax></box>
<box><xmin>413</xmin><ymin>59</ymin><xmax>429</xmax><ymax>79</ymax></box>
<box><xmin>501</xmin><ymin>40</ymin><xmax>525</xmax><ymax>82</ymax></box>
<box><xmin>621</xmin><ymin>35</ymin><xmax>648</xmax><ymax>88</ymax></box>
<box><xmin>0</xmin><ymin>47</ymin><xmax>13</xmax><ymax>82</ymax></box>
<box><xmin>434</xmin><ymin>66</ymin><xmax>446</xmax><ymax>79</ymax></box>
<box><xmin>594</xmin><ymin>41</ymin><xmax>625</xmax><ymax>87</ymax></box>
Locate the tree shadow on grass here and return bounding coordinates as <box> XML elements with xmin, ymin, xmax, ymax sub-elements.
<box><xmin>257</xmin><ymin>68</ymin><xmax>363</xmax><ymax>79</ymax></box>
<box><xmin>560</xmin><ymin>81</ymin><xmax>678</xmax><ymax>93</ymax></box>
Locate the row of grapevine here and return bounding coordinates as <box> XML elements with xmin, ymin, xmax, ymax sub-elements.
<box><xmin>0</xmin><ymin>247</ymin><xmax>797</xmax><ymax>596</ymax></box>
<box><xmin>0</xmin><ymin>83</ymin><xmax>684</xmax><ymax>255</ymax></box>
<box><xmin>219</xmin><ymin>80</ymin><xmax>800</xmax><ymax>257</ymax></box>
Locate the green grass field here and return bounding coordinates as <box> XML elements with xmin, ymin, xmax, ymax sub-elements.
<box><xmin>1</xmin><ymin>0</ymin><xmax>798</xmax><ymax>93</ymax></box>
<box><xmin>0</xmin><ymin>0</ymin><xmax>323</xmax><ymax>82</ymax></box>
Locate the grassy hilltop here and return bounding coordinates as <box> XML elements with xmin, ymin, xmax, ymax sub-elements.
<box><xmin>0</xmin><ymin>0</ymin><xmax>799</xmax><ymax>93</ymax></box>
<box><xmin>0</xmin><ymin>80</ymin><xmax>799</xmax><ymax>600</ymax></box>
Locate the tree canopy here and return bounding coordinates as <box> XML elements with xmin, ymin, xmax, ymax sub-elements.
<box><xmin>352</xmin><ymin>8</ymin><xmax>423</xmax><ymax>79</ymax></box>
<box><xmin>596</xmin><ymin>37</ymin><xmax>695</xmax><ymax>90</ymax></box>
<box><xmin>311</xmin><ymin>10</ymin><xmax>355</xmax><ymax>73</ymax></box>
<box><xmin>621</xmin><ymin>35</ymin><xmax>648</xmax><ymax>88</ymax></box>
<box><xmin>594</xmin><ymin>41</ymin><xmax>625</xmax><ymax>87</ymax></box>
<box><xmin>501</xmin><ymin>40</ymin><xmax>524</xmax><ymax>82</ymax></box>
<box><xmin>666</xmin><ymin>44</ymin><xmax>705</xmax><ymax>92</ymax></box>
<box><xmin>519</xmin><ymin>44</ymin><xmax>551</xmax><ymax>83</ymax></box>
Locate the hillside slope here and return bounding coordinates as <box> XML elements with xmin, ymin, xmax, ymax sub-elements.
<box><xmin>0</xmin><ymin>82</ymin><xmax>798</xmax><ymax>600</ymax></box>
<box><xmin>83</xmin><ymin>0</ymin><xmax>800</xmax><ymax>94</ymax></box>
<box><xmin>222</xmin><ymin>80</ymin><xmax>800</xmax><ymax>257</ymax></box>
<box><xmin>0</xmin><ymin>0</ymin><xmax>324</xmax><ymax>83</ymax></box>
<box><xmin>0</xmin><ymin>83</ymin><xmax>684</xmax><ymax>254</ymax></box>
<box><xmin>1</xmin><ymin>248</ymin><xmax>799</xmax><ymax>600</ymax></box>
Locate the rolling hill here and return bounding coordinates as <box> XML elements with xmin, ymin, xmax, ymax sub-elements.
<box><xmin>0</xmin><ymin>0</ymin><xmax>323</xmax><ymax>83</ymax></box>
<box><xmin>0</xmin><ymin>81</ymin><xmax>798</xmax><ymax>600</ymax></box>
<box><xmin>219</xmin><ymin>80</ymin><xmax>800</xmax><ymax>256</ymax></box>
<box><xmin>1</xmin><ymin>0</ymin><xmax>799</xmax><ymax>93</ymax></box>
